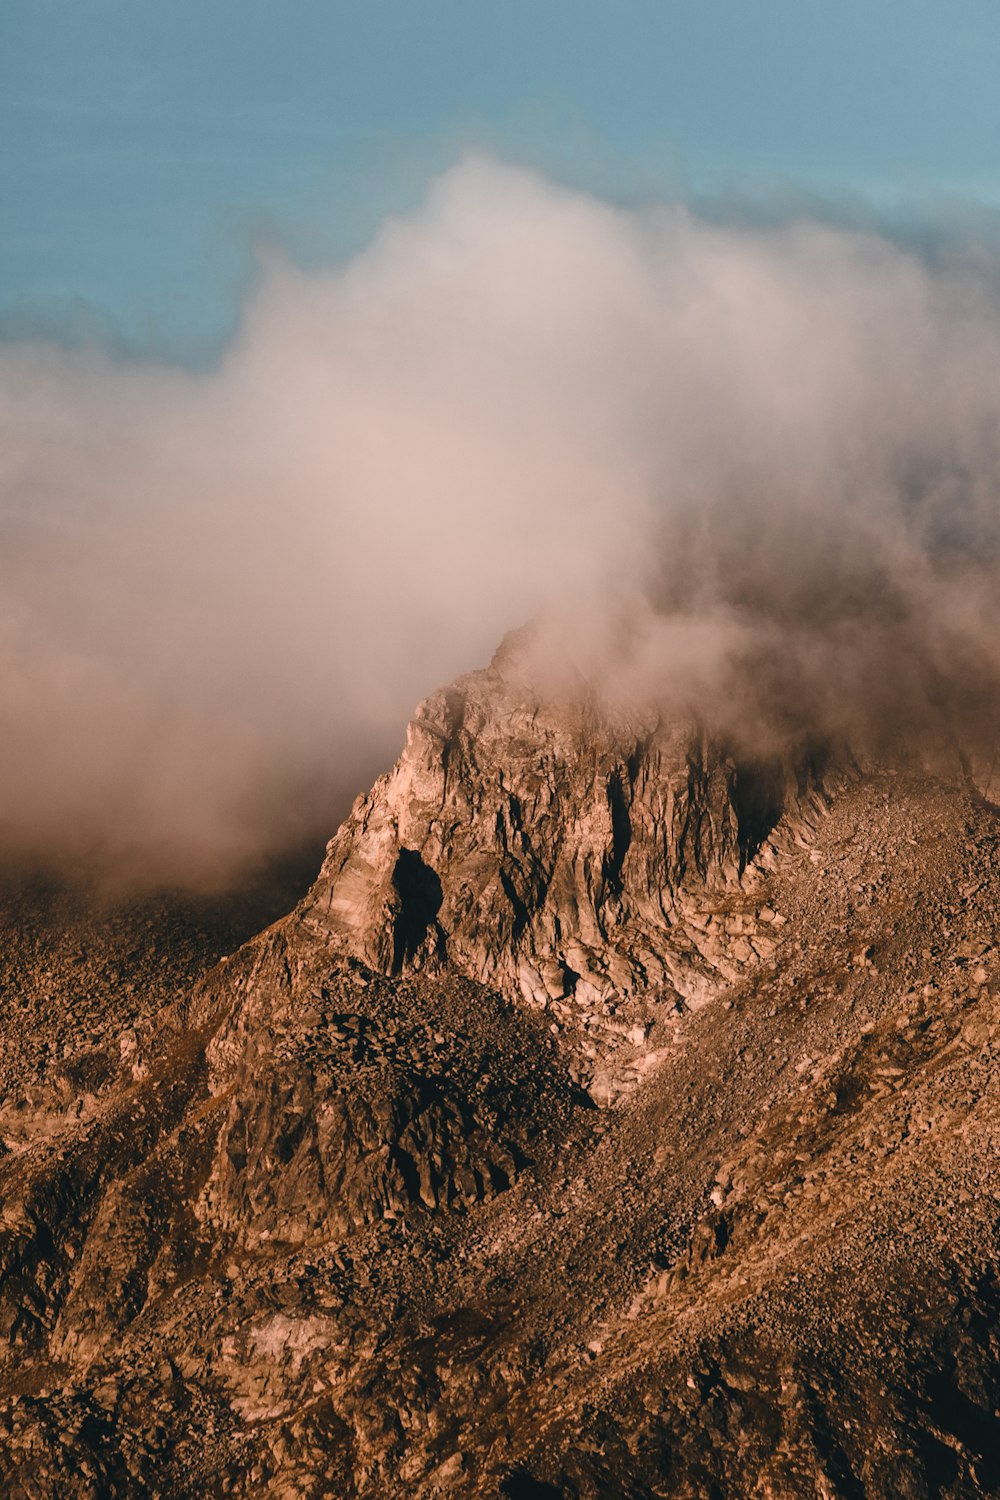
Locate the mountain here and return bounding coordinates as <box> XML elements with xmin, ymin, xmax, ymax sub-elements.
<box><xmin>2</xmin><ymin>637</ymin><xmax>1000</xmax><ymax>1498</ymax></box>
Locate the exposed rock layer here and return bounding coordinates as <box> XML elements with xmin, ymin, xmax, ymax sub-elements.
<box><xmin>310</xmin><ymin>643</ymin><xmax>837</xmax><ymax>1011</ymax></box>
<box><xmin>1</xmin><ymin>651</ymin><xmax>999</xmax><ymax>1498</ymax></box>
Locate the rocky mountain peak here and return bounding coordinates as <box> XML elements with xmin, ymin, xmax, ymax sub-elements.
<box><xmin>4</xmin><ymin>631</ymin><xmax>1000</xmax><ymax>1498</ymax></box>
<box><xmin>305</xmin><ymin>635</ymin><xmax>838</xmax><ymax>1028</ymax></box>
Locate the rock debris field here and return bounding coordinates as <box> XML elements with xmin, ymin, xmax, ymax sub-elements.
<box><xmin>2</xmin><ymin>642</ymin><xmax>1000</xmax><ymax>1497</ymax></box>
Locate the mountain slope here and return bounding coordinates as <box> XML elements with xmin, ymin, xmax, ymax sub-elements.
<box><xmin>2</xmin><ymin>646</ymin><xmax>1000</xmax><ymax>1498</ymax></box>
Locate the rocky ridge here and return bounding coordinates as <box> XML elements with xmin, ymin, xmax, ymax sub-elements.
<box><xmin>307</xmin><ymin>640</ymin><xmax>841</xmax><ymax>1101</ymax></box>
<box><xmin>1</xmin><ymin>642</ymin><xmax>999</xmax><ymax>1497</ymax></box>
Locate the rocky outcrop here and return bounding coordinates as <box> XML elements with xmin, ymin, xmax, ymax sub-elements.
<box><xmin>196</xmin><ymin>937</ymin><xmax>574</xmax><ymax>1249</ymax></box>
<box><xmin>9</xmin><ymin>641</ymin><xmax>1000</xmax><ymax>1499</ymax></box>
<box><xmin>307</xmin><ymin>636</ymin><xmax>836</xmax><ymax>1021</ymax></box>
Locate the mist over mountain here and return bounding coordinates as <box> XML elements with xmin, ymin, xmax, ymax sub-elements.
<box><xmin>5</xmin><ymin>619</ymin><xmax>1000</xmax><ymax>1497</ymax></box>
<box><xmin>5</xmin><ymin>156</ymin><xmax>1000</xmax><ymax>886</ymax></box>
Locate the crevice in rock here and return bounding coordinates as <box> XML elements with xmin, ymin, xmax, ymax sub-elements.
<box><xmin>603</xmin><ymin>771</ymin><xmax>632</xmax><ymax>895</ymax></box>
<box><xmin>500</xmin><ymin>867</ymin><xmax>531</xmax><ymax>941</ymax></box>
<box><xmin>391</xmin><ymin>851</ymin><xmax>444</xmax><ymax>973</ymax></box>
<box><xmin>731</xmin><ymin>759</ymin><xmax>788</xmax><ymax>872</ymax></box>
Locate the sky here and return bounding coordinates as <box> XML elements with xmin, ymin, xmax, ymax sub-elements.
<box><xmin>6</xmin><ymin>1</ymin><xmax>1000</xmax><ymax>362</ymax></box>
<box><xmin>9</xmin><ymin>4</ymin><xmax>1000</xmax><ymax>888</ymax></box>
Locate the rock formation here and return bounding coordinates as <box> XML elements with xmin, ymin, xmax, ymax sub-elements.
<box><xmin>307</xmin><ymin>638</ymin><xmax>838</xmax><ymax>1100</ymax></box>
<box><xmin>2</xmin><ymin>636</ymin><xmax>1000</xmax><ymax>1497</ymax></box>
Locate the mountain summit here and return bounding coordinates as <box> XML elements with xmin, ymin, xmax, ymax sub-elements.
<box><xmin>306</xmin><ymin>634</ymin><xmax>839</xmax><ymax>1102</ymax></box>
<box><xmin>2</xmin><ymin>641</ymin><xmax>1000</xmax><ymax>1497</ymax></box>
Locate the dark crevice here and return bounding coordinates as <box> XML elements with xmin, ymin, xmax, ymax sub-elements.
<box><xmin>391</xmin><ymin>849</ymin><xmax>443</xmax><ymax>972</ymax></box>
<box><xmin>626</xmin><ymin>737</ymin><xmax>646</xmax><ymax>786</ymax></box>
<box><xmin>500</xmin><ymin>1474</ymin><xmax>565</xmax><ymax>1500</ymax></box>
<box><xmin>390</xmin><ymin>1146</ymin><xmax>423</xmax><ymax>1204</ymax></box>
<box><xmin>500</xmin><ymin>867</ymin><xmax>531</xmax><ymax>940</ymax></box>
<box><xmin>603</xmin><ymin>771</ymin><xmax>632</xmax><ymax>894</ymax></box>
<box><xmin>559</xmin><ymin>959</ymin><xmax>580</xmax><ymax>997</ymax></box>
<box><xmin>919</xmin><ymin>1368</ymin><xmax>1000</xmax><ymax>1488</ymax></box>
<box><xmin>730</xmin><ymin>760</ymin><xmax>788</xmax><ymax>872</ymax></box>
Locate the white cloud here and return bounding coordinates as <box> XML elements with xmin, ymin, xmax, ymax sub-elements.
<box><xmin>3</xmin><ymin>156</ymin><xmax>1000</xmax><ymax>883</ymax></box>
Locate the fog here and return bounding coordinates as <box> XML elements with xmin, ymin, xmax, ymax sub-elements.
<box><xmin>4</xmin><ymin>156</ymin><xmax>1000</xmax><ymax>886</ymax></box>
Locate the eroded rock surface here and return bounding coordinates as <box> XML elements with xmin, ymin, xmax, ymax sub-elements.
<box><xmin>199</xmin><ymin>944</ymin><xmax>574</xmax><ymax>1248</ymax></box>
<box><xmin>307</xmin><ymin>641</ymin><xmax>839</xmax><ymax>1101</ymax></box>
<box><xmin>2</xmin><ymin>647</ymin><xmax>1000</xmax><ymax>1498</ymax></box>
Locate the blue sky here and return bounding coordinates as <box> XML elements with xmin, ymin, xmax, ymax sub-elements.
<box><xmin>5</xmin><ymin>0</ymin><xmax>1000</xmax><ymax>361</ymax></box>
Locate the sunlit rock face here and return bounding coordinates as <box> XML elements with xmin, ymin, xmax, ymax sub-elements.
<box><xmin>11</xmin><ymin>633</ymin><xmax>1000</xmax><ymax>1499</ymax></box>
<box><xmin>307</xmin><ymin>635</ymin><xmax>836</xmax><ymax>1019</ymax></box>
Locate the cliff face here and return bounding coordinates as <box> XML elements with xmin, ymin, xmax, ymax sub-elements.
<box><xmin>5</xmin><ymin>642</ymin><xmax>1000</xmax><ymax>1500</ymax></box>
<box><xmin>307</xmin><ymin>641</ymin><xmax>835</xmax><ymax>1016</ymax></box>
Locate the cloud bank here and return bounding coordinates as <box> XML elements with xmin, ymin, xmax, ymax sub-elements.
<box><xmin>4</xmin><ymin>156</ymin><xmax>1000</xmax><ymax>885</ymax></box>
